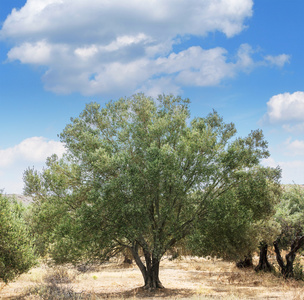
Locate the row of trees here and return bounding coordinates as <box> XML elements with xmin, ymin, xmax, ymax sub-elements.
<box><xmin>2</xmin><ymin>94</ymin><xmax>304</xmax><ymax>288</ymax></box>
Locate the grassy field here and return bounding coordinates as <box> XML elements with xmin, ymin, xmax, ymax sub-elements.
<box><xmin>1</xmin><ymin>256</ymin><xmax>304</xmax><ymax>299</ymax></box>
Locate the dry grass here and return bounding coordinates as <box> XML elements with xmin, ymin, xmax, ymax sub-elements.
<box><xmin>1</xmin><ymin>256</ymin><xmax>304</xmax><ymax>299</ymax></box>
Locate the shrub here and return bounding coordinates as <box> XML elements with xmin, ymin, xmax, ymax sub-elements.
<box><xmin>0</xmin><ymin>194</ymin><xmax>37</xmax><ymax>283</ymax></box>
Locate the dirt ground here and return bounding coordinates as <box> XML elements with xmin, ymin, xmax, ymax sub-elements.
<box><xmin>1</xmin><ymin>256</ymin><xmax>304</xmax><ymax>299</ymax></box>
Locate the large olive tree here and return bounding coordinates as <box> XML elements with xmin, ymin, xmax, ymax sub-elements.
<box><xmin>24</xmin><ymin>94</ymin><xmax>279</xmax><ymax>289</ymax></box>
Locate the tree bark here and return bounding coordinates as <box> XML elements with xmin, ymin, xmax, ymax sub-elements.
<box><xmin>255</xmin><ymin>242</ymin><xmax>273</xmax><ymax>272</ymax></box>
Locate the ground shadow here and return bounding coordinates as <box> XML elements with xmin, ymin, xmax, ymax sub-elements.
<box><xmin>92</xmin><ymin>287</ymin><xmax>195</xmax><ymax>299</ymax></box>
<box><xmin>10</xmin><ymin>287</ymin><xmax>195</xmax><ymax>300</ymax></box>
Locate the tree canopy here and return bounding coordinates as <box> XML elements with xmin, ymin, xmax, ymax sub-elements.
<box><xmin>24</xmin><ymin>94</ymin><xmax>281</xmax><ymax>289</ymax></box>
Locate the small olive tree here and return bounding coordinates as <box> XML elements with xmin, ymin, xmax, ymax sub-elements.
<box><xmin>0</xmin><ymin>194</ymin><xmax>37</xmax><ymax>283</ymax></box>
<box><xmin>24</xmin><ymin>94</ymin><xmax>279</xmax><ymax>289</ymax></box>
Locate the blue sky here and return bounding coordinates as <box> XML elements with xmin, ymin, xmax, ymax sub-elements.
<box><xmin>1</xmin><ymin>0</ymin><xmax>304</xmax><ymax>194</ymax></box>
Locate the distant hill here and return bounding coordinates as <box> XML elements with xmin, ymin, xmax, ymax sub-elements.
<box><xmin>6</xmin><ymin>194</ymin><xmax>33</xmax><ymax>206</ymax></box>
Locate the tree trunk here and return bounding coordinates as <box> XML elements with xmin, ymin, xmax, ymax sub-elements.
<box><xmin>255</xmin><ymin>242</ymin><xmax>273</xmax><ymax>272</ymax></box>
<box><xmin>273</xmin><ymin>236</ymin><xmax>304</xmax><ymax>278</ymax></box>
<box><xmin>236</xmin><ymin>253</ymin><xmax>253</xmax><ymax>268</ymax></box>
<box><xmin>143</xmin><ymin>257</ymin><xmax>164</xmax><ymax>289</ymax></box>
<box><xmin>284</xmin><ymin>253</ymin><xmax>296</xmax><ymax>278</ymax></box>
<box><xmin>273</xmin><ymin>240</ymin><xmax>294</xmax><ymax>278</ymax></box>
<box><xmin>131</xmin><ymin>243</ymin><xmax>164</xmax><ymax>290</ymax></box>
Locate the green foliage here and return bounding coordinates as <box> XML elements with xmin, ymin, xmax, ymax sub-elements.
<box><xmin>275</xmin><ymin>185</ymin><xmax>304</xmax><ymax>249</ymax></box>
<box><xmin>293</xmin><ymin>257</ymin><xmax>304</xmax><ymax>281</ymax></box>
<box><xmin>271</xmin><ymin>185</ymin><xmax>304</xmax><ymax>279</ymax></box>
<box><xmin>24</xmin><ymin>94</ymin><xmax>280</xmax><ymax>286</ymax></box>
<box><xmin>0</xmin><ymin>194</ymin><xmax>37</xmax><ymax>283</ymax></box>
<box><xmin>24</xmin><ymin>160</ymin><xmax>93</xmax><ymax>262</ymax></box>
<box><xmin>187</xmin><ymin>166</ymin><xmax>281</xmax><ymax>260</ymax></box>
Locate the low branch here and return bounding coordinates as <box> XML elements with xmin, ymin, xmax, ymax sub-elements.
<box><xmin>287</xmin><ymin>235</ymin><xmax>304</xmax><ymax>260</ymax></box>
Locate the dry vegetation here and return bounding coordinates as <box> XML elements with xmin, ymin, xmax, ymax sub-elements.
<box><xmin>1</xmin><ymin>256</ymin><xmax>304</xmax><ymax>300</ymax></box>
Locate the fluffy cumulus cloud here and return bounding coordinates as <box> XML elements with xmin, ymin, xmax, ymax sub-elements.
<box><xmin>1</xmin><ymin>0</ymin><xmax>254</xmax><ymax>40</ymax></box>
<box><xmin>0</xmin><ymin>137</ymin><xmax>65</xmax><ymax>168</ymax></box>
<box><xmin>0</xmin><ymin>137</ymin><xmax>65</xmax><ymax>194</ymax></box>
<box><xmin>0</xmin><ymin>0</ymin><xmax>289</xmax><ymax>96</ymax></box>
<box><xmin>262</xmin><ymin>91</ymin><xmax>304</xmax><ymax>131</ymax></box>
<box><xmin>7</xmin><ymin>40</ymin><xmax>52</xmax><ymax>64</ymax></box>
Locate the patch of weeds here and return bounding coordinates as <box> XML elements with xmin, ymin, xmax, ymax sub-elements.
<box><xmin>76</xmin><ymin>263</ymin><xmax>101</xmax><ymax>273</ymax></box>
<box><xmin>26</xmin><ymin>283</ymin><xmax>82</xmax><ymax>300</ymax></box>
<box><xmin>23</xmin><ymin>266</ymin><xmax>82</xmax><ymax>299</ymax></box>
<box><xmin>227</xmin><ymin>272</ymin><xmax>243</xmax><ymax>284</ymax></box>
<box><xmin>27</xmin><ymin>268</ymin><xmax>46</xmax><ymax>283</ymax></box>
<box><xmin>195</xmin><ymin>264</ymin><xmax>203</xmax><ymax>271</ymax></box>
<box><xmin>44</xmin><ymin>266</ymin><xmax>77</xmax><ymax>284</ymax></box>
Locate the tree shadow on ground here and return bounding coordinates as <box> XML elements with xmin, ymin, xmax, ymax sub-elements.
<box><xmin>12</xmin><ymin>287</ymin><xmax>195</xmax><ymax>300</ymax></box>
<box><xmin>93</xmin><ymin>287</ymin><xmax>195</xmax><ymax>299</ymax></box>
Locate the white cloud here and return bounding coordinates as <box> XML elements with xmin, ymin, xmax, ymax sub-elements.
<box><xmin>284</xmin><ymin>138</ymin><xmax>304</xmax><ymax>157</ymax></box>
<box><xmin>0</xmin><ymin>137</ymin><xmax>65</xmax><ymax>168</ymax></box>
<box><xmin>283</xmin><ymin>123</ymin><xmax>304</xmax><ymax>133</ymax></box>
<box><xmin>262</xmin><ymin>157</ymin><xmax>304</xmax><ymax>185</ymax></box>
<box><xmin>0</xmin><ymin>137</ymin><xmax>66</xmax><ymax>194</ymax></box>
<box><xmin>235</xmin><ymin>43</ymin><xmax>254</xmax><ymax>70</ymax></box>
<box><xmin>1</xmin><ymin>0</ymin><xmax>253</xmax><ymax>41</ymax></box>
<box><xmin>264</xmin><ymin>54</ymin><xmax>291</xmax><ymax>67</ymax></box>
<box><xmin>262</xmin><ymin>92</ymin><xmax>304</xmax><ymax>127</ymax></box>
<box><xmin>7</xmin><ymin>40</ymin><xmax>51</xmax><ymax>64</ymax></box>
<box><xmin>1</xmin><ymin>0</ymin><xmax>288</xmax><ymax>96</ymax></box>
<box><xmin>74</xmin><ymin>45</ymin><xmax>99</xmax><ymax>59</ymax></box>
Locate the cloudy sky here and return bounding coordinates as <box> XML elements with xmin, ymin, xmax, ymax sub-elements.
<box><xmin>0</xmin><ymin>0</ymin><xmax>304</xmax><ymax>194</ymax></box>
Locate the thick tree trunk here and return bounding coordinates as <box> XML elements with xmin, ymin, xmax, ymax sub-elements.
<box><xmin>255</xmin><ymin>242</ymin><xmax>273</xmax><ymax>272</ymax></box>
<box><xmin>284</xmin><ymin>254</ymin><xmax>295</xmax><ymax>278</ymax></box>
<box><xmin>131</xmin><ymin>243</ymin><xmax>164</xmax><ymax>290</ymax></box>
<box><xmin>273</xmin><ymin>236</ymin><xmax>304</xmax><ymax>278</ymax></box>
<box><xmin>143</xmin><ymin>257</ymin><xmax>164</xmax><ymax>289</ymax></box>
<box><xmin>236</xmin><ymin>253</ymin><xmax>253</xmax><ymax>269</ymax></box>
<box><xmin>273</xmin><ymin>240</ymin><xmax>294</xmax><ymax>278</ymax></box>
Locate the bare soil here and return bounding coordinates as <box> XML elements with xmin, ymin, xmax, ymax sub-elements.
<box><xmin>1</xmin><ymin>256</ymin><xmax>304</xmax><ymax>299</ymax></box>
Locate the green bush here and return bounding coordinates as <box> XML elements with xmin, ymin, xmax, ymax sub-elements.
<box><xmin>0</xmin><ymin>193</ymin><xmax>37</xmax><ymax>283</ymax></box>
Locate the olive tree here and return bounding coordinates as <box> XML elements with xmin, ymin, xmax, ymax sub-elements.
<box><xmin>273</xmin><ymin>185</ymin><xmax>304</xmax><ymax>278</ymax></box>
<box><xmin>0</xmin><ymin>194</ymin><xmax>36</xmax><ymax>283</ymax></box>
<box><xmin>187</xmin><ymin>165</ymin><xmax>281</xmax><ymax>262</ymax></box>
<box><xmin>24</xmin><ymin>94</ymin><xmax>279</xmax><ymax>289</ymax></box>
